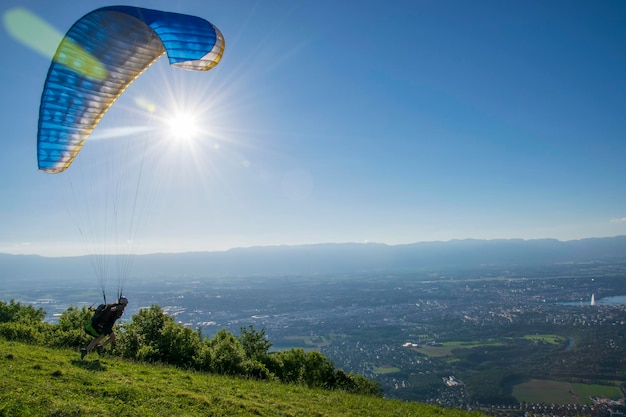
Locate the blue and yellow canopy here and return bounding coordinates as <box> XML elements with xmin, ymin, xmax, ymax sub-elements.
<box><xmin>37</xmin><ymin>6</ymin><xmax>225</xmax><ymax>173</ymax></box>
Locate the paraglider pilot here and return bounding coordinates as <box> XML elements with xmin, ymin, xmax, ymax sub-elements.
<box><xmin>81</xmin><ymin>296</ymin><xmax>128</xmax><ymax>359</ymax></box>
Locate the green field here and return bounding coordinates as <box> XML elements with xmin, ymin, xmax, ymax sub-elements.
<box><xmin>512</xmin><ymin>379</ymin><xmax>622</xmax><ymax>405</ymax></box>
<box><xmin>274</xmin><ymin>333</ymin><xmax>349</xmax><ymax>351</ymax></box>
<box><xmin>374</xmin><ymin>366</ymin><xmax>402</xmax><ymax>374</ymax></box>
<box><xmin>415</xmin><ymin>340</ymin><xmax>503</xmax><ymax>358</ymax></box>
<box><xmin>522</xmin><ymin>334</ymin><xmax>566</xmax><ymax>345</ymax></box>
<box><xmin>274</xmin><ymin>335</ymin><xmax>332</xmax><ymax>351</ymax></box>
<box><xmin>413</xmin><ymin>335</ymin><xmax>565</xmax><ymax>358</ymax></box>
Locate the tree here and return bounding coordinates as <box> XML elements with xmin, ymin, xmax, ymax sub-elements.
<box><xmin>49</xmin><ymin>306</ymin><xmax>92</xmax><ymax>348</ymax></box>
<box><xmin>273</xmin><ymin>348</ymin><xmax>307</xmax><ymax>384</ymax></box>
<box><xmin>0</xmin><ymin>300</ymin><xmax>45</xmax><ymax>324</ymax></box>
<box><xmin>302</xmin><ymin>351</ymin><xmax>335</xmax><ymax>388</ymax></box>
<box><xmin>56</xmin><ymin>306</ymin><xmax>91</xmax><ymax>332</ymax></box>
<box><xmin>207</xmin><ymin>328</ymin><xmax>246</xmax><ymax>375</ymax></box>
<box><xmin>115</xmin><ymin>304</ymin><xmax>171</xmax><ymax>361</ymax></box>
<box><xmin>0</xmin><ymin>300</ymin><xmax>48</xmax><ymax>344</ymax></box>
<box><xmin>159</xmin><ymin>321</ymin><xmax>200</xmax><ymax>367</ymax></box>
<box><xmin>239</xmin><ymin>325</ymin><xmax>272</xmax><ymax>361</ymax></box>
<box><xmin>332</xmin><ymin>370</ymin><xmax>383</xmax><ymax>396</ymax></box>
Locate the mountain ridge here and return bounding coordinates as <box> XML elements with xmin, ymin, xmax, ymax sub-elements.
<box><xmin>1</xmin><ymin>236</ymin><xmax>625</xmax><ymax>280</ymax></box>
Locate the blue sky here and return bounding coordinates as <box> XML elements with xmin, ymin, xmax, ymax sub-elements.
<box><xmin>1</xmin><ymin>0</ymin><xmax>625</xmax><ymax>257</ymax></box>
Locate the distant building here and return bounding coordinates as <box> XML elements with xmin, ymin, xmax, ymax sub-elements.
<box><xmin>443</xmin><ymin>376</ymin><xmax>461</xmax><ymax>386</ymax></box>
<box><xmin>591</xmin><ymin>293</ymin><xmax>596</xmax><ymax>306</ymax></box>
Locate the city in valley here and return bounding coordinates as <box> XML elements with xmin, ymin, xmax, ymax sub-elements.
<box><xmin>4</xmin><ymin>260</ymin><xmax>626</xmax><ymax>417</ymax></box>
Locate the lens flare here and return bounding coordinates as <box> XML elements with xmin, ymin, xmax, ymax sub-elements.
<box><xmin>166</xmin><ymin>113</ymin><xmax>200</xmax><ymax>141</ymax></box>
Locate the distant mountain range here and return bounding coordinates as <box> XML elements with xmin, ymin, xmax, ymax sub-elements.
<box><xmin>1</xmin><ymin>236</ymin><xmax>626</xmax><ymax>281</ymax></box>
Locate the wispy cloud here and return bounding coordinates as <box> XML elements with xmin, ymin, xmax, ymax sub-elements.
<box><xmin>610</xmin><ymin>217</ymin><xmax>626</xmax><ymax>223</ymax></box>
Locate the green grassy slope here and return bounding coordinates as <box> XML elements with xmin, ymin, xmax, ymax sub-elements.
<box><xmin>0</xmin><ymin>339</ymin><xmax>484</xmax><ymax>417</ymax></box>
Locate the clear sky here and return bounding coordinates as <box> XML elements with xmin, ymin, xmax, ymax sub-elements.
<box><xmin>1</xmin><ymin>0</ymin><xmax>625</xmax><ymax>257</ymax></box>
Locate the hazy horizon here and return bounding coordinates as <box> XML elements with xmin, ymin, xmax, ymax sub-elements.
<box><xmin>1</xmin><ymin>234</ymin><xmax>625</xmax><ymax>258</ymax></box>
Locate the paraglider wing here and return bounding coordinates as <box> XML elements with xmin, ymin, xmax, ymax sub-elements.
<box><xmin>37</xmin><ymin>6</ymin><xmax>225</xmax><ymax>174</ymax></box>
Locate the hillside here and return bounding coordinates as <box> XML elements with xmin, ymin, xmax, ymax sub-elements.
<box><xmin>0</xmin><ymin>339</ymin><xmax>484</xmax><ymax>417</ymax></box>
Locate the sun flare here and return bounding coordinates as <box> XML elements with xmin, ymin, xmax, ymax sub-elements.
<box><xmin>166</xmin><ymin>112</ymin><xmax>200</xmax><ymax>141</ymax></box>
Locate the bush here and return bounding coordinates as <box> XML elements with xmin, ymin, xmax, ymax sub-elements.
<box><xmin>239</xmin><ymin>325</ymin><xmax>272</xmax><ymax>361</ymax></box>
<box><xmin>303</xmin><ymin>351</ymin><xmax>335</xmax><ymax>388</ymax></box>
<box><xmin>242</xmin><ymin>360</ymin><xmax>275</xmax><ymax>380</ymax></box>
<box><xmin>160</xmin><ymin>321</ymin><xmax>200</xmax><ymax>367</ymax></box>
<box><xmin>0</xmin><ymin>322</ymin><xmax>43</xmax><ymax>344</ymax></box>
<box><xmin>137</xmin><ymin>344</ymin><xmax>160</xmax><ymax>362</ymax></box>
<box><xmin>332</xmin><ymin>370</ymin><xmax>383</xmax><ymax>396</ymax></box>
<box><xmin>194</xmin><ymin>341</ymin><xmax>215</xmax><ymax>372</ymax></box>
<box><xmin>48</xmin><ymin>306</ymin><xmax>93</xmax><ymax>348</ymax></box>
<box><xmin>0</xmin><ymin>300</ymin><xmax>46</xmax><ymax>324</ymax></box>
<box><xmin>115</xmin><ymin>305</ymin><xmax>170</xmax><ymax>361</ymax></box>
<box><xmin>56</xmin><ymin>306</ymin><xmax>92</xmax><ymax>332</ymax></box>
<box><xmin>272</xmin><ymin>348</ymin><xmax>306</xmax><ymax>384</ymax></box>
<box><xmin>208</xmin><ymin>329</ymin><xmax>247</xmax><ymax>375</ymax></box>
<box><xmin>49</xmin><ymin>328</ymin><xmax>90</xmax><ymax>349</ymax></box>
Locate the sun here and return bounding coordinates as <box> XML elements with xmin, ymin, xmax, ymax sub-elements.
<box><xmin>166</xmin><ymin>112</ymin><xmax>200</xmax><ymax>141</ymax></box>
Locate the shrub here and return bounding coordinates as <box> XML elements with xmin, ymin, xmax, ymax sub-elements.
<box><xmin>137</xmin><ymin>345</ymin><xmax>160</xmax><ymax>362</ymax></box>
<box><xmin>114</xmin><ymin>305</ymin><xmax>171</xmax><ymax>361</ymax></box>
<box><xmin>160</xmin><ymin>321</ymin><xmax>200</xmax><ymax>367</ymax></box>
<box><xmin>56</xmin><ymin>306</ymin><xmax>92</xmax><ymax>332</ymax></box>
<box><xmin>194</xmin><ymin>341</ymin><xmax>215</xmax><ymax>372</ymax></box>
<box><xmin>239</xmin><ymin>325</ymin><xmax>272</xmax><ymax>361</ymax></box>
<box><xmin>242</xmin><ymin>360</ymin><xmax>275</xmax><ymax>381</ymax></box>
<box><xmin>49</xmin><ymin>328</ymin><xmax>90</xmax><ymax>349</ymax></box>
<box><xmin>48</xmin><ymin>306</ymin><xmax>93</xmax><ymax>348</ymax></box>
<box><xmin>333</xmin><ymin>369</ymin><xmax>383</xmax><ymax>396</ymax></box>
<box><xmin>208</xmin><ymin>329</ymin><xmax>247</xmax><ymax>375</ymax></box>
<box><xmin>0</xmin><ymin>300</ymin><xmax>46</xmax><ymax>324</ymax></box>
<box><xmin>272</xmin><ymin>348</ymin><xmax>306</xmax><ymax>384</ymax></box>
<box><xmin>0</xmin><ymin>322</ymin><xmax>43</xmax><ymax>344</ymax></box>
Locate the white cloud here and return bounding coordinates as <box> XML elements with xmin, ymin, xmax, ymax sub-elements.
<box><xmin>610</xmin><ymin>217</ymin><xmax>626</xmax><ymax>223</ymax></box>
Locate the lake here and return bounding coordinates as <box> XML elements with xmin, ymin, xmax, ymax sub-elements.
<box><xmin>561</xmin><ymin>295</ymin><xmax>626</xmax><ymax>306</ymax></box>
<box><xmin>595</xmin><ymin>295</ymin><xmax>626</xmax><ymax>305</ymax></box>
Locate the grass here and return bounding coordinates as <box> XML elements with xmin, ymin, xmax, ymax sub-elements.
<box><xmin>274</xmin><ymin>334</ymin><xmax>348</xmax><ymax>351</ymax></box>
<box><xmin>415</xmin><ymin>340</ymin><xmax>503</xmax><ymax>358</ymax></box>
<box><xmin>280</xmin><ymin>335</ymin><xmax>331</xmax><ymax>349</ymax></box>
<box><xmin>413</xmin><ymin>335</ymin><xmax>565</xmax><ymax>358</ymax></box>
<box><xmin>0</xmin><ymin>339</ymin><xmax>485</xmax><ymax>417</ymax></box>
<box><xmin>521</xmin><ymin>334</ymin><xmax>565</xmax><ymax>345</ymax></box>
<box><xmin>373</xmin><ymin>366</ymin><xmax>401</xmax><ymax>375</ymax></box>
<box><xmin>512</xmin><ymin>379</ymin><xmax>622</xmax><ymax>405</ymax></box>
<box><xmin>572</xmin><ymin>383</ymin><xmax>623</xmax><ymax>400</ymax></box>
